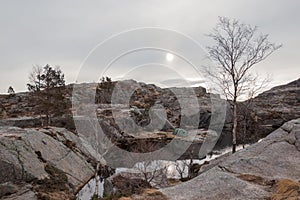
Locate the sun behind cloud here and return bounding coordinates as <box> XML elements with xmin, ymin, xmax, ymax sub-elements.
<box><xmin>166</xmin><ymin>53</ymin><xmax>174</xmax><ymax>62</ymax></box>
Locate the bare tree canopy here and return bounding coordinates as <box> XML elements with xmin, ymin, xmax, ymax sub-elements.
<box><xmin>206</xmin><ymin>17</ymin><xmax>281</xmax><ymax>153</ymax></box>
<box><xmin>207</xmin><ymin>17</ymin><xmax>281</xmax><ymax>100</ymax></box>
<box><xmin>27</xmin><ymin>65</ymin><xmax>65</xmax><ymax>92</ymax></box>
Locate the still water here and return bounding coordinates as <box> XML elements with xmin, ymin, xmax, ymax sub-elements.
<box><xmin>76</xmin><ymin>145</ymin><xmax>247</xmax><ymax>199</ymax></box>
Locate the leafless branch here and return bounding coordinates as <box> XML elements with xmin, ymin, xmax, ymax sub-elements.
<box><xmin>205</xmin><ymin>16</ymin><xmax>281</xmax><ymax>153</ymax></box>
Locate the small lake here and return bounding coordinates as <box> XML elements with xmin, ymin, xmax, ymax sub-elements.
<box><xmin>76</xmin><ymin>145</ymin><xmax>248</xmax><ymax>199</ymax></box>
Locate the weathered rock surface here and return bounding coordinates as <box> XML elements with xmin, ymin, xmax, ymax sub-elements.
<box><xmin>250</xmin><ymin>78</ymin><xmax>300</xmax><ymax>138</ymax></box>
<box><xmin>160</xmin><ymin>118</ymin><xmax>300</xmax><ymax>200</ymax></box>
<box><xmin>1</xmin><ymin>183</ymin><xmax>36</xmax><ymax>200</ymax></box>
<box><xmin>72</xmin><ymin>78</ymin><xmax>300</xmax><ymax>149</ymax></box>
<box><xmin>0</xmin><ymin>79</ymin><xmax>300</xmax><ymax>153</ymax></box>
<box><xmin>0</xmin><ymin>81</ymin><xmax>229</xmax><ymax>146</ymax></box>
<box><xmin>0</xmin><ymin>126</ymin><xmax>96</xmax><ymax>199</ymax></box>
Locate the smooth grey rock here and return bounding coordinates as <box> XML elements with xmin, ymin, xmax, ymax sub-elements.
<box><xmin>162</xmin><ymin>167</ymin><xmax>269</xmax><ymax>200</ymax></box>
<box><xmin>3</xmin><ymin>190</ymin><xmax>37</xmax><ymax>200</ymax></box>
<box><xmin>1</xmin><ymin>184</ymin><xmax>37</xmax><ymax>200</ymax></box>
<box><xmin>160</xmin><ymin>119</ymin><xmax>300</xmax><ymax>200</ymax></box>
<box><xmin>0</xmin><ymin>127</ymin><xmax>48</xmax><ymax>183</ymax></box>
<box><xmin>0</xmin><ymin>126</ymin><xmax>96</xmax><ymax>198</ymax></box>
<box><xmin>25</xmin><ymin>129</ymin><xmax>94</xmax><ymax>187</ymax></box>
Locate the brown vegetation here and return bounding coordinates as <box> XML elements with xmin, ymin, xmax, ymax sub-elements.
<box><xmin>271</xmin><ymin>179</ymin><xmax>300</xmax><ymax>200</ymax></box>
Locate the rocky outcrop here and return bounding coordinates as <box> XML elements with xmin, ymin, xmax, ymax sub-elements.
<box><xmin>250</xmin><ymin>78</ymin><xmax>300</xmax><ymax>138</ymax></box>
<box><xmin>0</xmin><ymin>80</ymin><xmax>220</xmax><ymax>132</ymax></box>
<box><xmin>160</xmin><ymin>118</ymin><xmax>300</xmax><ymax>199</ymax></box>
<box><xmin>1</xmin><ymin>79</ymin><xmax>298</xmax><ymax>150</ymax></box>
<box><xmin>0</xmin><ymin>126</ymin><xmax>98</xmax><ymax>199</ymax></box>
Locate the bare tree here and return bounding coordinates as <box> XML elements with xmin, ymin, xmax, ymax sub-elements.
<box><xmin>174</xmin><ymin>160</ymin><xmax>188</xmax><ymax>180</ymax></box>
<box><xmin>28</xmin><ymin>65</ymin><xmax>43</xmax><ymax>91</ymax></box>
<box><xmin>134</xmin><ymin>160</ymin><xmax>168</xmax><ymax>187</ymax></box>
<box><xmin>206</xmin><ymin>17</ymin><xmax>281</xmax><ymax>153</ymax></box>
<box><xmin>132</xmin><ymin>142</ymin><xmax>168</xmax><ymax>187</ymax></box>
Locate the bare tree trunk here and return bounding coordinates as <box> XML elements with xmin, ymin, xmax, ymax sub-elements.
<box><xmin>232</xmin><ymin>100</ymin><xmax>237</xmax><ymax>153</ymax></box>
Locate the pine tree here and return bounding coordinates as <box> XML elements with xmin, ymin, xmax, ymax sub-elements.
<box><xmin>7</xmin><ymin>86</ymin><xmax>15</xmax><ymax>96</ymax></box>
<box><xmin>27</xmin><ymin>64</ymin><xmax>66</xmax><ymax>126</ymax></box>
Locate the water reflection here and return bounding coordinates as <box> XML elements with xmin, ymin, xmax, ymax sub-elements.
<box><xmin>76</xmin><ymin>145</ymin><xmax>248</xmax><ymax>199</ymax></box>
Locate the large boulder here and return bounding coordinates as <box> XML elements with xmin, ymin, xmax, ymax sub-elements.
<box><xmin>0</xmin><ymin>126</ymin><xmax>96</xmax><ymax>199</ymax></box>
<box><xmin>160</xmin><ymin>118</ymin><xmax>300</xmax><ymax>199</ymax></box>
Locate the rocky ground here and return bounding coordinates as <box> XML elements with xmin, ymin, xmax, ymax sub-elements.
<box><xmin>0</xmin><ymin>78</ymin><xmax>299</xmax><ymax>199</ymax></box>
<box><xmin>160</xmin><ymin>118</ymin><xmax>300</xmax><ymax>200</ymax></box>
<box><xmin>0</xmin><ymin>79</ymin><xmax>231</xmax><ymax>159</ymax></box>
<box><xmin>1</xmin><ymin>79</ymin><xmax>299</xmax><ymax>147</ymax></box>
<box><xmin>1</xmin><ymin>119</ymin><xmax>299</xmax><ymax>199</ymax></box>
<box><xmin>0</xmin><ymin>80</ymin><xmax>226</xmax><ymax>138</ymax></box>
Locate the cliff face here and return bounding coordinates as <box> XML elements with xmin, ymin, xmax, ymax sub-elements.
<box><xmin>160</xmin><ymin>118</ymin><xmax>300</xmax><ymax>200</ymax></box>
<box><xmin>249</xmin><ymin>78</ymin><xmax>300</xmax><ymax>138</ymax></box>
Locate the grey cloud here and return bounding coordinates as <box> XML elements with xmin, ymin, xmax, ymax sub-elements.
<box><xmin>0</xmin><ymin>0</ymin><xmax>299</xmax><ymax>93</ymax></box>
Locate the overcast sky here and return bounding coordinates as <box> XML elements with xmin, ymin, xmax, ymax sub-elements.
<box><xmin>0</xmin><ymin>0</ymin><xmax>299</xmax><ymax>93</ymax></box>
